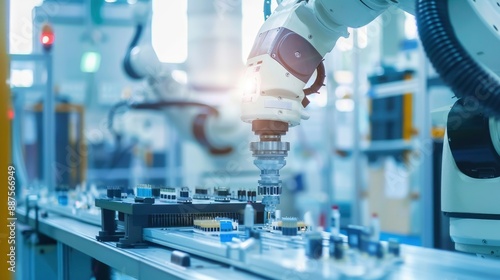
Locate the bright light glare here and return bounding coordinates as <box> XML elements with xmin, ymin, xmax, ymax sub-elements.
<box><xmin>171</xmin><ymin>70</ymin><xmax>188</xmax><ymax>85</ymax></box>
<box><xmin>152</xmin><ymin>0</ymin><xmax>188</xmax><ymax>63</ymax></box>
<box><xmin>81</xmin><ymin>52</ymin><xmax>101</xmax><ymax>73</ymax></box>
<box><xmin>404</xmin><ymin>13</ymin><xmax>418</xmax><ymax>39</ymax></box>
<box><xmin>308</xmin><ymin>90</ymin><xmax>328</xmax><ymax>107</ymax></box>
<box><xmin>11</xmin><ymin>69</ymin><xmax>34</xmax><ymax>87</ymax></box>
<box><xmin>243</xmin><ymin>77</ymin><xmax>258</xmax><ymax>96</ymax></box>
<box><xmin>357</xmin><ymin>26</ymin><xmax>368</xmax><ymax>49</ymax></box>
<box><xmin>337</xmin><ymin>28</ymin><xmax>353</xmax><ymax>51</ymax></box>
<box><xmin>334</xmin><ymin>71</ymin><xmax>353</xmax><ymax>84</ymax></box>
<box><xmin>42</xmin><ymin>36</ymin><xmax>49</xmax><ymax>44</ymax></box>
<box><xmin>105</xmin><ymin>0</ymin><xmax>117</xmax><ymax>3</ymax></box>
<box><xmin>335</xmin><ymin>85</ymin><xmax>352</xmax><ymax>99</ymax></box>
<box><xmin>335</xmin><ymin>99</ymin><xmax>354</xmax><ymax>112</ymax></box>
<box><xmin>127</xmin><ymin>0</ymin><xmax>137</xmax><ymax>4</ymax></box>
<box><xmin>242</xmin><ymin>0</ymin><xmax>264</xmax><ymax>62</ymax></box>
<box><xmin>337</xmin><ymin>27</ymin><xmax>368</xmax><ymax>51</ymax></box>
<box><xmin>9</xmin><ymin>0</ymin><xmax>42</xmax><ymax>54</ymax></box>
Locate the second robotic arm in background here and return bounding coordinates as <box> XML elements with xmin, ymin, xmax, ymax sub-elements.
<box><xmin>122</xmin><ymin>0</ymin><xmax>250</xmax><ymax>156</ymax></box>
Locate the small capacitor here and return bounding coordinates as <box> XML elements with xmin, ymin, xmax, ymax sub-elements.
<box><xmin>244</xmin><ymin>203</ymin><xmax>255</xmax><ymax>229</ymax></box>
<box><xmin>275</xmin><ymin>210</ymin><xmax>282</xmax><ymax>220</ymax></box>
<box><xmin>370</xmin><ymin>213</ymin><xmax>380</xmax><ymax>241</ymax></box>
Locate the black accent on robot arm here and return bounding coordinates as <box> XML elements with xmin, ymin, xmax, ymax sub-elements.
<box><xmin>447</xmin><ymin>99</ymin><xmax>500</xmax><ymax>179</ymax></box>
<box><xmin>123</xmin><ymin>24</ymin><xmax>145</xmax><ymax>80</ymax></box>
<box><xmin>417</xmin><ymin>0</ymin><xmax>500</xmax><ymax>117</ymax></box>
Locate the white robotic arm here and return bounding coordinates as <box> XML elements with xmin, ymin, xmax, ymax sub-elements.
<box><xmin>244</xmin><ymin>0</ymin><xmax>500</xmax><ymax>255</ymax></box>
<box><xmin>242</xmin><ymin>0</ymin><xmax>401</xmax><ymax>226</ymax></box>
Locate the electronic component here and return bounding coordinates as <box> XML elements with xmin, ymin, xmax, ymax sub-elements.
<box><xmin>193</xmin><ymin>218</ymin><xmax>238</xmax><ymax>243</ymax></box>
<box><xmin>106</xmin><ymin>187</ymin><xmax>122</xmax><ymax>200</ymax></box>
<box><xmin>193</xmin><ymin>219</ymin><xmax>220</xmax><ymax>232</ymax></box>
<box><xmin>238</xmin><ymin>189</ymin><xmax>247</xmax><ymax>201</ymax></box>
<box><xmin>95</xmin><ymin>197</ymin><xmax>264</xmax><ymax>248</ymax></box>
<box><xmin>248</xmin><ymin>190</ymin><xmax>257</xmax><ymax>203</ymax></box>
<box><xmin>171</xmin><ymin>251</ymin><xmax>191</xmax><ymax>268</ymax></box>
<box><xmin>305</xmin><ymin>231</ymin><xmax>323</xmax><ymax>259</ymax></box>
<box><xmin>281</xmin><ymin>217</ymin><xmax>298</xmax><ymax>236</ymax></box>
<box><xmin>347</xmin><ymin>225</ymin><xmax>370</xmax><ymax>250</ymax></box>
<box><xmin>193</xmin><ymin>187</ymin><xmax>210</xmax><ymax>200</ymax></box>
<box><xmin>272</xmin><ymin>218</ymin><xmax>308</xmax><ymax>234</ymax></box>
<box><xmin>370</xmin><ymin>213</ymin><xmax>380</xmax><ymax>241</ymax></box>
<box><xmin>366</xmin><ymin>241</ymin><xmax>384</xmax><ymax>259</ymax></box>
<box><xmin>159</xmin><ymin>187</ymin><xmax>177</xmax><ymax>203</ymax></box>
<box><xmin>244</xmin><ymin>203</ymin><xmax>255</xmax><ymax>229</ymax></box>
<box><xmin>388</xmin><ymin>238</ymin><xmax>400</xmax><ymax>257</ymax></box>
<box><xmin>214</xmin><ymin>187</ymin><xmax>230</xmax><ymax>202</ymax></box>
<box><xmin>136</xmin><ymin>184</ymin><xmax>154</xmax><ymax>198</ymax></box>
<box><xmin>329</xmin><ymin>235</ymin><xmax>344</xmax><ymax>260</ymax></box>
<box><xmin>177</xmin><ymin>187</ymin><xmax>192</xmax><ymax>204</ymax></box>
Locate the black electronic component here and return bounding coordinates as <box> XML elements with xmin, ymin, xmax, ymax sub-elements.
<box><xmin>347</xmin><ymin>225</ymin><xmax>370</xmax><ymax>250</ymax></box>
<box><xmin>214</xmin><ymin>187</ymin><xmax>231</xmax><ymax>202</ymax></box>
<box><xmin>95</xmin><ymin>198</ymin><xmax>265</xmax><ymax>248</ymax></box>
<box><xmin>113</xmin><ymin>188</ymin><xmax>121</xmax><ymax>199</ymax></box>
<box><xmin>177</xmin><ymin>187</ymin><xmax>192</xmax><ymax>204</ymax></box>
<box><xmin>305</xmin><ymin>232</ymin><xmax>323</xmax><ymax>259</ymax></box>
<box><xmin>388</xmin><ymin>239</ymin><xmax>400</xmax><ymax>257</ymax></box>
<box><xmin>193</xmin><ymin>187</ymin><xmax>210</xmax><ymax>200</ymax></box>
<box><xmin>180</xmin><ymin>187</ymin><xmax>189</xmax><ymax>197</ymax></box>
<box><xmin>238</xmin><ymin>189</ymin><xmax>248</xmax><ymax>201</ymax></box>
<box><xmin>329</xmin><ymin>235</ymin><xmax>344</xmax><ymax>260</ymax></box>
<box><xmin>107</xmin><ymin>188</ymin><xmax>114</xmax><ymax>199</ymax></box>
<box><xmin>152</xmin><ymin>187</ymin><xmax>160</xmax><ymax>198</ymax></box>
<box><xmin>195</xmin><ymin>188</ymin><xmax>208</xmax><ymax>194</ymax></box>
<box><xmin>248</xmin><ymin>190</ymin><xmax>257</xmax><ymax>202</ymax></box>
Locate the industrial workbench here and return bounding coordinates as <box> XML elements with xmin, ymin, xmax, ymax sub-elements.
<box><xmin>16</xmin><ymin>206</ymin><xmax>500</xmax><ymax>280</ymax></box>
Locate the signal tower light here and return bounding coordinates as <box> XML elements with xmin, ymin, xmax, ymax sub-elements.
<box><xmin>41</xmin><ymin>23</ymin><xmax>55</xmax><ymax>52</ymax></box>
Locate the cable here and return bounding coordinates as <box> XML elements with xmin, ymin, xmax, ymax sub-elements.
<box><xmin>123</xmin><ymin>24</ymin><xmax>144</xmax><ymax>79</ymax></box>
<box><xmin>417</xmin><ymin>0</ymin><xmax>500</xmax><ymax>117</ymax></box>
<box><xmin>107</xmin><ymin>101</ymin><xmax>130</xmax><ymax>138</ymax></box>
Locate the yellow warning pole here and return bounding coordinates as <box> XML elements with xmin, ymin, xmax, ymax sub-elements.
<box><xmin>0</xmin><ymin>0</ymin><xmax>13</xmax><ymax>279</ymax></box>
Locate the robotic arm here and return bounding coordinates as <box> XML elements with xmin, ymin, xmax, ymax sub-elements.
<box><xmin>242</xmin><ymin>0</ymin><xmax>402</xmax><ymax>226</ymax></box>
<box><xmin>244</xmin><ymin>0</ymin><xmax>500</xmax><ymax>256</ymax></box>
<box><xmin>122</xmin><ymin>1</ymin><xmax>249</xmax><ymax>156</ymax></box>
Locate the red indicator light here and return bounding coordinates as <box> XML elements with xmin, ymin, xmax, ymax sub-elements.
<box><xmin>41</xmin><ymin>23</ymin><xmax>55</xmax><ymax>51</ymax></box>
<box><xmin>8</xmin><ymin>109</ymin><xmax>14</xmax><ymax>120</ymax></box>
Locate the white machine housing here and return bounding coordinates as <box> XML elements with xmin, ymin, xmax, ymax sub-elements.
<box><xmin>442</xmin><ymin>128</ymin><xmax>500</xmax><ymax>257</ymax></box>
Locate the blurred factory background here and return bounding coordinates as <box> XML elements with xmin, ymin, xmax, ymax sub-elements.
<box><xmin>4</xmin><ymin>0</ymin><xmax>481</xmax><ymax>279</ymax></box>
